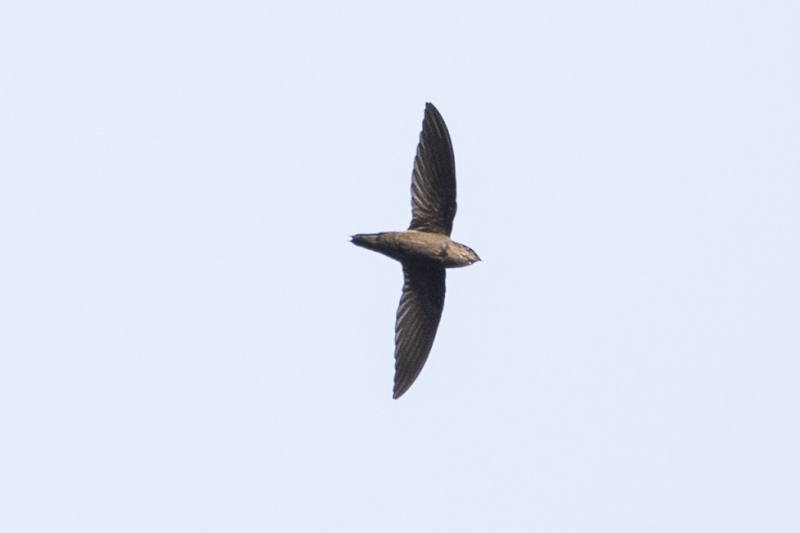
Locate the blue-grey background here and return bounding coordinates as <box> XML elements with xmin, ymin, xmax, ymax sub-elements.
<box><xmin>2</xmin><ymin>2</ymin><xmax>798</xmax><ymax>531</ymax></box>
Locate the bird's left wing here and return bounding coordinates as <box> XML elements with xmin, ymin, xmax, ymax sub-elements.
<box><xmin>393</xmin><ymin>258</ymin><xmax>446</xmax><ymax>399</ymax></box>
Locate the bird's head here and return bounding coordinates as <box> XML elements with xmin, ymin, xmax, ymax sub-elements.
<box><xmin>445</xmin><ymin>242</ymin><xmax>481</xmax><ymax>267</ymax></box>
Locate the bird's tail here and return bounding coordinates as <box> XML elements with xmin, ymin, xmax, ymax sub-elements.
<box><xmin>350</xmin><ymin>233</ymin><xmax>381</xmax><ymax>251</ymax></box>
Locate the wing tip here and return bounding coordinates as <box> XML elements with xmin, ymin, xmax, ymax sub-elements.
<box><xmin>392</xmin><ymin>380</ymin><xmax>411</xmax><ymax>400</ymax></box>
<box><xmin>424</xmin><ymin>102</ymin><xmax>442</xmax><ymax>119</ymax></box>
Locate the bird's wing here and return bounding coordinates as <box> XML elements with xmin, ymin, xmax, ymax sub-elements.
<box><xmin>408</xmin><ymin>103</ymin><xmax>457</xmax><ymax>236</ymax></box>
<box><xmin>393</xmin><ymin>258</ymin><xmax>447</xmax><ymax>399</ymax></box>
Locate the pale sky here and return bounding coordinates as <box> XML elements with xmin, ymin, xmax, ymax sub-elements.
<box><xmin>2</xmin><ymin>2</ymin><xmax>799</xmax><ymax>531</ymax></box>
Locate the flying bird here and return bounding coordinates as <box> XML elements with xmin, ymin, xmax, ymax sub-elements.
<box><xmin>351</xmin><ymin>103</ymin><xmax>480</xmax><ymax>399</ymax></box>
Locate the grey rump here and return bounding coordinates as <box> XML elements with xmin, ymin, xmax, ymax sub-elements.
<box><xmin>351</xmin><ymin>103</ymin><xmax>479</xmax><ymax>399</ymax></box>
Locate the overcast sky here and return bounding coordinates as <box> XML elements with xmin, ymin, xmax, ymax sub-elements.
<box><xmin>2</xmin><ymin>2</ymin><xmax>799</xmax><ymax>531</ymax></box>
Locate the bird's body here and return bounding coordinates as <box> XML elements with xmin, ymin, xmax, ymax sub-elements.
<box><xmin>351</xmin><ymin>103</ymin><xmax>479</xmax><ymax>399</ymax></box>
<box><xmin>351</xmin><ymin>231</ymin><xmax>478</xmax><ymax>268</ymax></box>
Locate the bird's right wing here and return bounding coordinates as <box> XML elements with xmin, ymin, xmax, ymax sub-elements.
<box><xmin>393</xmin><ymin>258</ymin><xmax>446</xmax><ymax>399</ymax></box>
<box><xmin>408</xmin><ymin>103</ymin><xmax>457</xmax><ymax>236</ymax></box>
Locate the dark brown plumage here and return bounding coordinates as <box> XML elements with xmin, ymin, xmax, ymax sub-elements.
<box><xmin>352</xmin><ymin>103</ymin><xmax>479</xmax><ymax>399</ymax></box>
<box><xmin>409</xmin><ymin>104</ymin><xmax>457</xmax><ymax>236</ymax></box>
